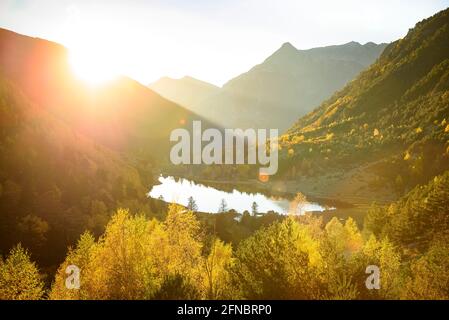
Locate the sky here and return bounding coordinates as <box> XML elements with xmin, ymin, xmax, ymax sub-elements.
<box><xmin>1</xmin><ymin>0</ymin><xmax>448</xmax><ymax>86</ymax></box>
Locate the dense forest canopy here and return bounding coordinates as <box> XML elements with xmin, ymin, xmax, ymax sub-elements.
<box><xmin>2</xmin><ymin>177</ymin><xmax>449</xmax><ymax>300</ymax></box>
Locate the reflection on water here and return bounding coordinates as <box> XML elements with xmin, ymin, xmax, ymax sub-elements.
<box><xmin>148</xmin><ymin>176</ymin><xmax>331</xmax><ymax>214</ymax></box>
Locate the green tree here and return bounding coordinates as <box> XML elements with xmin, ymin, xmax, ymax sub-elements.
<box><xmin>17</xmin><ymin>214</ymin><xmax>50</xmax><ymax>250</ymax></box>
<box><xmin>251</xmin><ymin>202</ymin><xmax>258</xmax><ymax>216</ymax></box>
<box><xmin>401</xmin><ymin>238</ymin><xmax>449</xmax><ymax>299</ymax></box>
<box><xmin>152</xmin><ymin>273</ymin><xmax>200</xmax><ymax>299</ymax></box>
<box><xmin>87</xmin><ymin>200</ymin><xmax>109</xmax><ymax>235</ymax></box>
<box><xmin>218</xmin><ymin>199</ymin><xmax>228</xmax><ymax>213</ymax></box>
<box><xmin>187</xmin><ymin>196</ymin><xmax>198</xmax><ymax>211</ymax></box>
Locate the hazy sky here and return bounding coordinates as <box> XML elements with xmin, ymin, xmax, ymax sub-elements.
<box><xmin>1</xmin><ymin>0</ymin><xmax>448</xmax><ymax>86</ymax></box>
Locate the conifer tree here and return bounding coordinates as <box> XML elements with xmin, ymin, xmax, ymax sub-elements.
<box><xmin>251</xmin><ymin>202</ymin><xmax>258</xmax><ymax>216</ymax></box>
<box><xmin>187</xmin><ymin>196</ymin><xmax>198</xmax><ymax>211</ymax></box>
<box><xmin>218</xmin><ymin>199</ymin><xmax>228</xmax><ymax>213</ymax></box>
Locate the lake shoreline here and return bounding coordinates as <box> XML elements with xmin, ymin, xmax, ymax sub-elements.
<box><xmin>163</xmin><ymin>175</ymin><xmax>355</xmax><ymax>209</ymax></box>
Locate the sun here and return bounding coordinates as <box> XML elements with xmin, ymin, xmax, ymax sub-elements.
<box><xmin>69</xmin><ymin>49</ymin><xmax>119</xmax><ymax>86</ymax></box>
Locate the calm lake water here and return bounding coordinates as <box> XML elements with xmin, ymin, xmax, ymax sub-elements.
<box><xmin>148</xmin><ymin>176</ymin><xmax>330</xmax><ymax>214</ymax></box>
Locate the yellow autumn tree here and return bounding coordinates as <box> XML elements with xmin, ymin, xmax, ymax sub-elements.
<box><xmin>0</xmin><ymin>244</ymin><xmax>44</xmax><ymax>300</ymax></box>
<box><xmin>49</xmin><ymin>232</ymin><xmax>96</xmax><ymax>300</ymax></box>
<box><xmin>231</xmin><ymin>218</ymin><xmax>322</xmax><ymax>299</ymax></box>
<box><xmin>79</xmin><ymin>209</ymin><xmax>160</xmax><ymax>299</ymax></box>
<box><xmin>349</xmin><ymin>235</ymin><xmax>402</xmax><ymax>299</ymax></box>
<box><xmin>202</xmin><ymin>238</ymin><xmax>234</xmax><ymax>299</ymax></box>
<box><xmin>50</xmin><ymin>205</ymin><xmax>207</xmax><ymax>300</ymax></box>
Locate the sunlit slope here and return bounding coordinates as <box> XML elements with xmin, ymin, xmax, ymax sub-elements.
<box><xmin>149</xmin><ymin>76</ymin><xmax>220</xmax><ymax>110</ymax></box>
<box><xmin>0</xmin><ymin>76</ymin><xmax>157</xmax><ymax>266</ymax></box>
<box><xmin>281</xmin><ymin>8</ymin><xmax>449</xmax><ymax>200</ymax></box>
<box><xmin>0</xmin><ymin>28</ymin><xmax>213</xmax><ymax>267</ymax></box>
<box><xmin>0</xmin><ymin>28</ymin><xmax>210</xmax><ymax>163</ymax></box>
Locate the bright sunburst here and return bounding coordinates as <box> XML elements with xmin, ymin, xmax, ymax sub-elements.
<box><xmin>69</xmin><ymin>49</ymin><xmax>119</xmax><ymax>86</ymax></box>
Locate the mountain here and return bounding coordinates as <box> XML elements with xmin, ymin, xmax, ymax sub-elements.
<box><xmin>150</xmin><ymin>41</ymin><xmax>387</xmax><ymax>131</ymax></box>
<box><xmin>149</xmin><ymin>76</ymin><xmax>220</xmax><ymax>110</ymax></box>
<box><xmin>0</xmin><ymin>28</ymin><xmax>210</xmax><ymax>164</ymax></box>
<box><xmin>279</xmin><ymin>8</ymin><xmax>449</xmax><ymax>204</ymax></box>
<box><xmin>0</xmin><ymin>75</ymin><xmax>160</xmax><ymax>266</ymax></box>
<box><xmin>0</xmin><ymin>28</ymin><xmax>215</xmax><ymax>267</ymax></box>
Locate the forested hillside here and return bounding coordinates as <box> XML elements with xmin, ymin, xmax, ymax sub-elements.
<box><xmin>0</xmin><ymin>28</ymin><xmax>211</xmax><ymax>164</ymax></box>
<box><xmin>279</xmin><ymin>8</ymin><xmax>449</xmax><ymax>201</ymax></box>
<box><xmin>0</xmin><ymin>28</ymin><xmax>217</xmax><ymax>269</ymax></box>
<box><xmin>365</xmin><ymin>170</ymin><xmax>449</xmax><ymax>252</ymax></box>
<box><xmin>0</xmin><ymin>76</ymin><xmax>166</xmax><ymax>269</ymax></box>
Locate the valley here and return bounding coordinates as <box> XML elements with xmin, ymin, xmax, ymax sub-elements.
<box><xmin>0</xmin><ymin>3</ymin><xmax>449</xmax><ymax>300</ymax></box>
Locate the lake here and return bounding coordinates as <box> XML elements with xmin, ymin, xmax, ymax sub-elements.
<box><xmin>148</xmin><ymin>176</ymin><xmax>331</xmax><ymax>214</ymax></box>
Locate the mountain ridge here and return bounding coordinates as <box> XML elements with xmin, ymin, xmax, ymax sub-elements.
<box><xmin>149</xmin><ymin>75</ymin><xmax>220</xmax><ymax>109</ymax></box>
<box><xmin>0</xmin><ymin>27</ymin><xmax>214</xmax><ymax>163</ymax></box>
<box><xmin>278</xmin><ymin>7</ymin><xmax>449</xmax><ymax>203</ymax></box>
<box><xmin>0</xmin><ymin>27</ymin><xmax>214</xmax><ymax>266</ymax></box>
<box><xmin>150</xmin><ymin>40</ymin><xmax>388</xmax><ymax>131</ymax></box>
